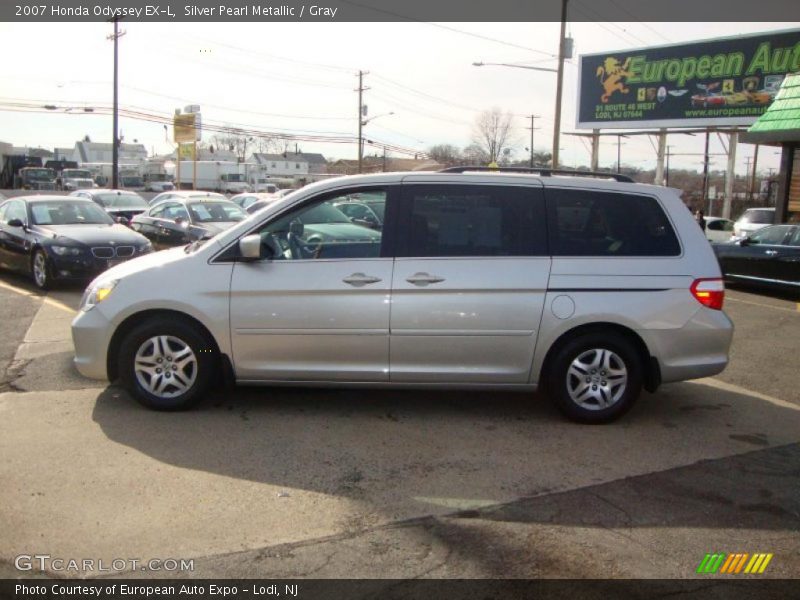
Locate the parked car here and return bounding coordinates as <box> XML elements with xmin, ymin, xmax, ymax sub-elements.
<box><xmin>0</xmin><ymin>196</ymin><xmax>152</xmax><ymax>289</ymax></box>
<box><xmin>703</xmin><ymin>216</ymin><xmax>734</xmax><ymax>243</ymax></box>
<box><xmin>733</xmin><ymin>207</ymin><xmax>775</xmax><ymax>238</ymax></box>
<box><xmin>333</xmin><ymin>194</ymin><xmax>385</xmax><ymax>230</ymax></box>
<box><xmin>230</xmin><ymin>192</ymin><xmax>281</xmax><ymax>211</ymax></box>
<box><xmin>70</xmin><ymin>189</ymin><xmax>149</xmax><ymax>223</ymax></box>
<box><xmin>72</xmin><ymin>169</ymin><xmax>733</xmax><ymax>423</ymax></box>
<box><xmin>130</xmin><ymin>195</ymin><xmax>247</xmax><ymax>249</ymax></box>
<box><xmin>713</xmin><ymin>224</ymin><xmax>800</xmax><ymax>293</ymax></box>
<box><xmin>58</xmin><ymin>168</ymin><xmax>96</xmax><ymax>191</ymax></box>
<box><xmin>148</xmin><ymin>190</ymin><xmax>228</xmax><ymax>206</ymax></box>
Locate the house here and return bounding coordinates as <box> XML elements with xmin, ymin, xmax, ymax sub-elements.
<box><xmin>249</xmin><ymin>152</ymin><xmax>311</xmax><ymax>176</ymax></box>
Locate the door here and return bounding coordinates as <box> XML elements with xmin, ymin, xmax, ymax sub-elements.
<box><xmin>774</xmin><ymin>226</ymin><xmax>800</xmax><ymax>287</ymax></box>
<box><xmin>229</xmin><ymin>186</ymin><xmax>396</xmax><ymax>381</ymax></box>
<box><xmin>0</xmin><ymin>200</ymin><xmax>31</xmax><ymax>272</ymax></box>
<box><xmin>728</xmin><ymin>225</ymin><xmax>793</xmax><ymax>282</ymax></box>
<box><xmin>390</xmin><ymin>183</ymin><xmax>551</xmax><ymax>384</ymax></box>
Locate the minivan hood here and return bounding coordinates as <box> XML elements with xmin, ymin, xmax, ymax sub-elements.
<box><xmin>95</xmin><ymin>244</ymin><xmax>202</xmax><ymax>283</ymax></box>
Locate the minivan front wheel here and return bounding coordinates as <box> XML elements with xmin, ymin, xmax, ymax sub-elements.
<box><xmin>548</xmin><ymin>332</ymin><xmax>642</xmax><ymax>423</ymax></box>
<box><xmin>119</xmin><ymin>318</ymin><xmax>216</xmax><ymax>410</ymax></box>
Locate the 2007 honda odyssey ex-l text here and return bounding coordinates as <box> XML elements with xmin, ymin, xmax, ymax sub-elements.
<box><xmin>72</xmin><ymin>168</ymin><xmax>733</xmax><ymax>423</ymax></box>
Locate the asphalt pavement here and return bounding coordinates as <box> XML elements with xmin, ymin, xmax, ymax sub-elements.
<box><xmin>0</xmin><ymin>273</ymin><xmax>798</xmax><ymax>580</ymax></box>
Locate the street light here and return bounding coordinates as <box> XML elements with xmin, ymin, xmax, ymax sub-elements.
<box><xmin>472</xmin><ymin>56</ymin><xmax>564</xmax><ymax>167</ymax></box>
<box><xmin>472</xmin><ymin>61</ymin><xmax>557</xmax><ymax>74</ymax></box>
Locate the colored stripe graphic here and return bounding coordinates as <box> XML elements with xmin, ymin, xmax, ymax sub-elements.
<box><xmin>700</xmin><ymin>553</ymin><xmax>774</xmax><ymax>574</ymax></box>
<box><xmin>697</xmin><ymin>553</ymin><xmax>726</xmax><ymax>573</ymax></box>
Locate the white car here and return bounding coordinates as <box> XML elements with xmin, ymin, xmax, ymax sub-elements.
<box><xmin>703</xmin><ymin>217</ymin><xmax>734</xmax><ymax>243</ymax></box>
<box><xmin>732</xmin><ymin>207</ymin><xmax>775</xmax><ymax>238</ymax></box>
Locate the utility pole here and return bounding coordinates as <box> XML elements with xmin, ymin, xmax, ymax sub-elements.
<box><xmin>107</xmin><ymin>18</ymin><xmax>125</xmax><ymax>190</ymax></box>
<box><xmin>617</xmin><ymin>134</ymin><xmax>622</xmax><ymax>174</ymax></box>
<box><xmin>551</xmin><ymin>0</ymin><xmax>568</xmax><ymax>169</ymax></box>
<box><xmin>382</xmin><ymin>146</ymin><xmax>387</xmax><ymax>172</ymax></box>
<box><xmin>527</xmin><ymin>115</ymin><xmax>540</xmax><ymax>167</ymax></box>
<box><xmin>356</xmin><ymin>70</ymin><xmax>369</xmax><ymax>174</ymax></box>
<box><xmin>665</xmin><ymin>145</ymin><xmax>671</xmax><ymax>187</ymax></box>
<box><xmin>702</xmin><ymin>129</ymin><xmax>711</xmax><ymax>213</ymax></box>
<box><xmin>748</xmin><ymin>144</ymin><xmax>759</xmax><ymax>202</ymax></box>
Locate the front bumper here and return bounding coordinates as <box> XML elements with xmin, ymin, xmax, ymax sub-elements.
<box><xmin>49</xmin><ymin>250</ymin><xmax>149</xmax><ymax>281</ymax></box>
<box><xmin>72</xmin><ymin>306</ymin><xmax>113</xmax><ymax>380</ymax></box>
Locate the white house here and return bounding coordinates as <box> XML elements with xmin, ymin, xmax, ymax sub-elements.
<box><xmin>248</xmin><ymin>152</ymin><xmax>311</xmax><ymax>177</ymax></box>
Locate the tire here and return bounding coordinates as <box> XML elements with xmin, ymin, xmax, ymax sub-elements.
<box><xmin>118</xmin><ymin>317</ymin><xmax>217</xmax><ymax>411</ymax></box>
<box><xmin>546</xmin><ymin>331</ymin><xmax>643</xmax><ymax>424</ymax></box>
<box><xmin>31</xmin><ymin>249</ymin><xmax>52</xmax><ymax>291</ymax></box>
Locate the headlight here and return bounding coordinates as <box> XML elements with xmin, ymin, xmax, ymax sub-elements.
<box><xmin>139</xmin><ymin>241</ymin><xmax>154</xmax><ymax>253</ymax></box>
<box><xmin>51</xmin><ymin>245</ymin><xmax>84</xmax><ymax>256</ymax></box>
<box><xmin>80</xmin><ymin>279</ymin><xmax>119</xmax><ymax>312</ymax></box>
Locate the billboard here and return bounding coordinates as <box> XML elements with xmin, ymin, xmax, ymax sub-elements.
<box><xmin>173</xmin><ymin>113</ymin><xmax>201</xmax><ymax>142</ymax></box>
<box><xmin>577</xmin><ymin>29</ymin><xmax>800</xmax><ymax>130</ymax></box>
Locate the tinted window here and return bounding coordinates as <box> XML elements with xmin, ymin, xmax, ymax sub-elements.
<box><xmin>401</xmin><ymin>185</ymin><xmax>546</xmax><ymax>257</ymax></box>
<box><xmin>749</xmin><ymin>225</ymin><xmax>791</xmax><ymax>245</ymax></box>
<box><xmin>188</xmin><ymin>202</ymin><xmax>246</xmax><ymax>223</ymax></box>
<box><xmin>547</xmin><ymin>189</ymin><xmax>680</xmax><ymax>257</ymax></box>
<box><xmin>787</xmin><ymin>227</ymin><xmax>800</xmax><ymax>247</ymax></box>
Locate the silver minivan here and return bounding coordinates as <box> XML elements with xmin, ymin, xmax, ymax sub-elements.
<box><xmin>72</xmin><ymin>170</ymin><xmax>733</xmax><ymax>423</ymax></box>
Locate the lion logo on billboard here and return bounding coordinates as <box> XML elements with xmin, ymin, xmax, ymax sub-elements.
<box><xmin>596</xmin><ymin>57</ymin><xmax>632</xmax><ymax>103</ymax></box>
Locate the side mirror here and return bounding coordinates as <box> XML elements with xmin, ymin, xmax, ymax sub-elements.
<box><xmin>289</xmin><ymin>220</ymin><xmax>304</xmax><ymax>237</ymax></box>
<box><xmin>115</xmin><ymin>216</ymin><xmax>130</xmax><ymax>226</ymax></box>
<box><xmin>239</xmin><ymin>233</ymin><xmax>272</xmax><ymax>261</ymax></box>
<box><xmin>738</xmin><ymin>237</ymin><xmax>751</xmax><ymax>246</ymax></box>
<box><xmin>7</xmin><ymin>218</ymin><xmax>24</xmax><ymax>228</ymax></box>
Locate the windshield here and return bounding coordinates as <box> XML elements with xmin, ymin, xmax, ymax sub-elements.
<box><xmin>96</xmin><ymin>193</ymin><xmax>148</xmax><ymax>208</ymax></box>
<box><xmin>224</xmin><ymin>174</ymin><xmax>246</xmax><ymax>182</ymax></box>
<box><xmin>30</xmin><ymin>201</ymin><xmax>114</xmax><ymax>225</ymax></box>
<box><xmin>187</xmin><ymin>201</ymin><xmax>247</xmax><ymax>223</ymax></box>
<box><xmin>120</xmin><ymin>176</ymin><xmax>143</xmax><ymax>186</ymax></box>
<box><xmin>24</xmin><ymin>168</ymin><xmax>55</xmax><ymax>181</ymax></box>
<box><xmin>62</xmin><ymin>169</ymin><xmax>92</xmax><ymax>179</ymax></box>
<box><xmin>149</xmin><ymin>174</ymin><xmax>170</xmax><ymax>181</ymax></box>
<box><xmin>741</xmin><ymin>210</ymin><xmax>774</xmax><ymax>225</ymax></box>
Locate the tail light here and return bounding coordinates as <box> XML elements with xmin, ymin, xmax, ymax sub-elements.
<box><xmin>690</xmin><ymin>278</ymin><xmax>725</xmax><ymax>310</ymax></box>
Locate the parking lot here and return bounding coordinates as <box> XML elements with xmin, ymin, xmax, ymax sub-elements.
<box><xmin>0</xmin><ymin>256</ymin><xmax>798</xmax><ymax>580</ymax></box>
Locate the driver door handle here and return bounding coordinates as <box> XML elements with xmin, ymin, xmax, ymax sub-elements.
<box><xmin>406</xmin><ymin>272</ymin><xmax>446</xmax><ymax>286</ymax></box>
<box><xmin>342</xmin><ymin>273</ymin><xmax>382</xmax><ymax>287</ymax></box>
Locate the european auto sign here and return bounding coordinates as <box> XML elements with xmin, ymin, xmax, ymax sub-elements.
<box><xmin>576</xmin><ymin>29</ymin><xmax>800</xmax><ymax>129</ymax></box>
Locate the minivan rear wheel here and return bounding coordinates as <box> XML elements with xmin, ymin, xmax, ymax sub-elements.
<box><xmin>547</xmin><ymin>331</ymin><xmax>642</xmax><ymax>423</ymax></box>
<box><xmin>118</xmin><ymin>318</ymin><xmax>216</xmax><ymax>410</ymax></box>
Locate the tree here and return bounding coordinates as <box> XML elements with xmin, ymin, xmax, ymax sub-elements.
<box><xmin>211</xmin><ymin>128</ymin><xmax>280</xmax><ymax>162</ymax></box>
<box><xmin>427</xmin><ymin>144</ymin><xmax>462</xmax><ymax>166</ymax></box>
<box><xmin>462</xmin><ymin>143</ymin><xmax>489</xmax><ymax>165</ymax></box>
<box><xmin>471</xmin><ymin>107</ymin><xmax>516</xmax><ymax>164</ymax></box>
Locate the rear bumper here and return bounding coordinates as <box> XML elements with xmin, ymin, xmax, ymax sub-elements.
<box><xmin>642</xmin><ymin>307</ymin><xmax>734</xmax><ymax>383</ymax></box>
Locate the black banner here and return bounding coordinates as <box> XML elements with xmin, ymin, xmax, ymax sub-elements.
<box><xmin>3</xmin><ymin>579</ymin><xmax>800</xmax><ymax>600</ymax></box>
<box><xmin>577</xmin><ymin>29</ymin><xmax>800</xmax><ymax>130</ymax></box>
<box><xmin>1</xmin><ymin>0</ymin><xmax>800</xmax><ymax>22</ymax></box>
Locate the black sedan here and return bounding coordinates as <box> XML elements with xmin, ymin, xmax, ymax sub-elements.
<box><xmin>130</xmin><ymin>197</ymin><xmax>247</xmax><ymax>249</ymax></box>
<box><xmin>0</xmin><ymin>196</ymin><xmax>153</xmax><ymax>289</ymax></box>
<box><xmin>713</xmin><ymin>224</ymin><xmax>800</xmax><ymax>294</ymax></box>
<box><xmin>70</xmin><ymin>189</ymin><xmax>149</xmax><ymax>223</ymax></box>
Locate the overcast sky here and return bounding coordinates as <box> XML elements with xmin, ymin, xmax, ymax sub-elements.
<box><xmin>0</xmin><ymin>20</ymin><xmax>796</xmax><ymax>176</ymax></box>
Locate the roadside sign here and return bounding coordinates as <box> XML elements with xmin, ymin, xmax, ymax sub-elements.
<box><xmin>174</xmin><ymin>113</ymin><xmax>200</xmax><ymax>143</ymax></box>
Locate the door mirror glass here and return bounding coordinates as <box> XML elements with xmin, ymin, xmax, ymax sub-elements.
<box><xmin>7</xmin><ymin>218</ymin><xmax>24</xmax><ymax>228</ymax></box>
<box><xmin>115</xmin><ymin>216</ymin><xmax>129</xmax><ymax>226</ymax></box>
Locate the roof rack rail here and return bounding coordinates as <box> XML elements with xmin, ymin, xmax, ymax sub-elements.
<box><xmin>438</xmin><ymin>165</ymin><xmax>634</xmax><ymax>183</ymax></box>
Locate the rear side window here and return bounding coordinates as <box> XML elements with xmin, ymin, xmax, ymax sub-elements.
<box><xmin>547</xmin><ymin>189</ymin><xmax>680</xmax><ymax>257</ymax></box>
<box><xmin>400</xmin><ymin>184</ymin><xmax>547</xmax><ymax>257</ymax></box>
